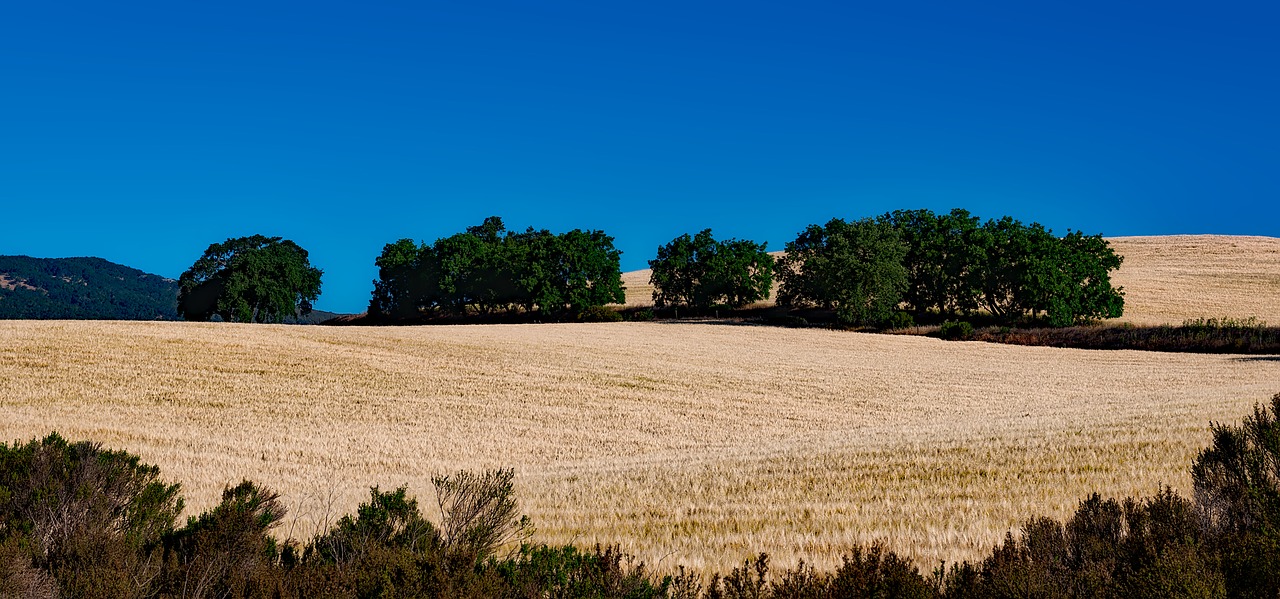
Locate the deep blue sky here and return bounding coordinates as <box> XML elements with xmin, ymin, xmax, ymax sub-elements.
<box><xmin>3</xmin><ymin>2</ymin><xmax>1277</xmax><ymax>313</ymax></box>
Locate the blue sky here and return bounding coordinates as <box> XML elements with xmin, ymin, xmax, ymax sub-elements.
<box><xmin>2</xmin><ymin>2</ymin><xmax>1277</xmax><ymax>313</ymax></box>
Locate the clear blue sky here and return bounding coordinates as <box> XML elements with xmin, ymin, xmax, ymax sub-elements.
<box><xmin>3</xmin><ymin>2</ymin><xmax>1277</xmax><ymax>313</ymax></box>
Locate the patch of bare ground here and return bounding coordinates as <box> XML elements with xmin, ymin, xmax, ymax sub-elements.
<box><xmin>1</xmin><ymin>319</ymin><xmax>1275</xmax><ymax>573</ymax></box>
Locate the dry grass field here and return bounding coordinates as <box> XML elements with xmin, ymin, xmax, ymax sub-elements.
<box><xmin>1</xmin><ymin>235</ymin><xmax>1278</xmax><ymax>575</ymax></box>
<box><xmin>1108</xmin><ymin>235</ymin><xmax>1280</xmax><ymax>325</ymax></box>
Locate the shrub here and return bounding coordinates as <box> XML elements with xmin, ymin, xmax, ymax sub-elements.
<box><xmin>576</xmin><ymin>305</ymin><xmax>623</xmax><ymax>322</ymax></box>
<box><xmin>884</xmin><ymin>311</ymin><xmax>915</xmax><ymax>330</ymax></box>
<box><xmin>829</xmin><ymin>543</ymin><xmax>937</xmax><ymax>599</ymax></box>
<box><xmin>1191</xmin><ymin>392</ymin><xmax>1280</xmax><ymax>597</ymax></box>
<box><xmin>0</xmin><ymin>433</ymin><xmax>183</xmax><ymax>596</ymax></box>
<box><xmin>160</xmin><ymin>480</ymin><xmax>287</xmax><ymax>597</ymax></box>
<box><xmin>306</xmin><ymin>485</ymin><xmax>439</xmax><ymax>566</ymax></box>
<box><xmin>627</xmin><ymin>308</ymin><xmax>655</xmax><ymax>322</ymax></box>
<box><xmin>938</xmin><ymin>320</ymin><xmax>974</xmax><ymax>340</ymax></box>
<box><xmin>498</xmin><ymin>544</ymin><xmax>664</xmax><ymax>599</ymax></box>
<box><xmin>763</xmin><ymin>315</ymin><xmax>809</xmax><ymax>328</ymax></box>
<box><xmin>432</xmin><ymin>468</ymin><xmax>532</xmax><ymax>564</ymax></box>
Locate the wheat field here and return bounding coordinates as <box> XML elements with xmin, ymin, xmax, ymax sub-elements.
<box><xmin>1</xmin><ymin>235</ymin><xmax>1278</xmax><ymax>574</ymax></box>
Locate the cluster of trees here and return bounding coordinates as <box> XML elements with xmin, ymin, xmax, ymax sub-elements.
<box><xmin>879</xmin><ymin>209</ymin><xmax>1125</xmax><ymax>326</ymax></box>
<box><xmin>648</xmin><ymin>229</ymin><xmax>774</xmax><ymax>310</ymax></box>
<box><xmin>368</xmin><ymin>217</ymin><xmax>625</xmax><ymax>321</ymax></box>
<box><xmin>651</xmin><ymin>209</ymin><xmax>1125</xmax><ymax>327</ymax></box>
<box><xmin>174</xmin><ymin>208</ymin><xmax>1123</xmax><ymax>328</ymax></box>
<box><xmin>177</xmin><ymin>235</ymin><xmax>323</xmax><ymax>324</ymax></box>
<box><xmin>6</xmin><ymin>394</ymin><xmax>1280</xmax><ymax>597</ymax></box>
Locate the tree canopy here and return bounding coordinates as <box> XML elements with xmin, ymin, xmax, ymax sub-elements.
<box><xmin>776</xmin><ymin>218</ymin><xmax>909</xmax><ymax>326</ymax></box>
<box><xmin>875</xmin><ymin>209</ymin><xmax>1125</xmax><ymax>326</ymax></box>
<box><xmin>178</xmin><ymin>235</ymin><xmax>323</xmax><ymax>323</ymax></box>
<box><xmin>369</xmin><ymin>217</ymin><xmax>625</xmax><ymax>320</ymax></box>
<box><xmin>648</xmin><ymin>229</ymin><xmax>774</xmax><ymax>310</ymax></box>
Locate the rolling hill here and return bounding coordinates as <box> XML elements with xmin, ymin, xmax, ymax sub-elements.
<box><xmin>1</xmin><ymin>235</ymin><xmax>1276</xmax><ymax>574</ymax></box>
<box><xmin>0</xmin><ymin>256</ymin><xmax>180</xmax><ymax>320</ymax></box>
<box><xmin>0</xmin><ymin>255</ymin><xmax>346</xmax><ymax>323</ymax></box>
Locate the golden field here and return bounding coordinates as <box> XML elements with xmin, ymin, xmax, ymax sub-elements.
<box><xmin>1</xmin><ymin>235</ymin><xmax>1278</xmax><ymax>574</ymax></box>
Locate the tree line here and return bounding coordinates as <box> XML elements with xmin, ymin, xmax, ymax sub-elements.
<box><xmin>651</xmin><ymin>209</ymin><xmax>1125</xmax><ymax>327</ymax></box>
<box><xmin>5</xmin><ymin>394</ymin><xmax>1280</xmax><ymax>597</ymax></box>
<box><xmin>367</xmin><ymin>216</ymin><xmax>625</xmax><ymax>320</ymax></box>
<box><xmin>175</xmin><ymin>209</ymin><xmax>1124</xmax><ymax>327</ymax></box>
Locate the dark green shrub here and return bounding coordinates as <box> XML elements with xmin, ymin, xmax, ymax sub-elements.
<box><xmin>708</xmin><ymin>553</ymin><xmax>770</xmax><ymax>599</ymax></box>
<box><xmin>160</xmin><ymin>480</ymin><xmax>287</xmax><ymax>597</ymax></box>
<box><xmin>770</xmin><ymin>561</ymin><xmax>829</xmax><ymax>598</ymax></box>
<box><xmin>938</xmin><ymin>320</ymin><xmax>974</xmax><ymax>340</ymax></box>
<box><xmin>627</xmin><ymin>308</ymin><xmax>655</xmax><ymax>322</ymax></box>
<box><xmin>0</xmin><ymin>433</ymin><xmax>183</xmax><ymax>597</ymax></box>
<box><xmin>1191</xmin><ymin>392</ymin><xmax>1280</xmax><ymax>597</ymax></box>
<box><xmin>829</xmin><ymin>543</ymin><xmax>937</xmax><ymax>599</ymax></box>
<box><xmin>577</xmin><ymin>305</ymin><xmax>623</xmax><ymax>322</ymax></box>
<box><xmin>499</xmin><ymin>544</ymin><xmax>665</xmax><ymax>598</ymax></box>
<box><xmin>763</xmin><ymin>315</ymin><xmax>809</xmax><ymax>328</ymax></box>
<box><xmin>307</xmin><ymin>485</ymin><xmax>439</xmax><ymax>566</ymax></box>
<box><xmin>884</xmin><ymin>311</ymin><xmax>915</xmax><ymax>330</ymax></box>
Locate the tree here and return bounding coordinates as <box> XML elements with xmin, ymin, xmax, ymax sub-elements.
<box><xmin>1046</xmin><ymin>230</ymin><xmax>1125</xmax><ymax>325</ymax></box>
<box><xmin>367</xmin><ymin>217</ymin><xmax>625</xmax><ymax>320</ymax></box>
<box><xmin>776</xmin><ymin>218</ymin><xmax>908</xmax><ymax>326</ymax></box>
<box><xmin>879</xmin><ymin>208</ymin><xmax>984</xmax><ymax>317</ymax></box>
<box><xmin>970</xmin><ymin>217</ymin><xmax>1124</xmax><ymax>326</ymax></box>
<box><xmin>648</xmin><ymin>229</ymin><xmax>774</xmax><ymax>310</ymax></box>
<box><xmin>369</xmin><ymin>239</ymin><xmax>438</xmax><ymax>320</ymax></box>
<box><xmin>178</xmin><ymin>235</ymin><xmax>323</xmax><ymax>323</ymax></box>
<box><xmin>550</xmin><ymin>228</ymin><xmax>626</xmax><ymax>315</ymax></box>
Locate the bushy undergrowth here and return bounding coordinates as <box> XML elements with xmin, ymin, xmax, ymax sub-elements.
<box><xmin>967</xmin><ymin>317</ymin><xmax>1280</xmax><ymax>354</ymax></box>
<box><xmin>6</xmin><ymin>394</ymin><xmax>1280</xmax><ymax>597</ymax></box>
<box><xmin>938</xmin><ymin>320</ymin><xmax>975</xmax><ymax>341</ymax></box>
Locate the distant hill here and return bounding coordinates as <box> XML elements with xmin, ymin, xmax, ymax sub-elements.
<box><xmin>0</xmin><ymin>256</ymin><xmax>181</xmax><ymax>320</ymax></box>
<box><xmin>0</xmin><ymin>255</ymin><xmax>351</xmax><ymax>322</ymax></box>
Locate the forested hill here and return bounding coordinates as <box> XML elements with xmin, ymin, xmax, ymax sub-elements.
<box><xmin>0</xmin><ymin>256</ymin><xmax>181</xmax><ymax>320</ymax></box>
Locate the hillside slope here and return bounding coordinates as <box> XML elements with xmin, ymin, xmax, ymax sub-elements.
<box><xmin>0</xmin><ymin>256</ymin><xmax>180</xmax><ymax>320</ymax></box>
<box><xmin>1108</xmin><ymin>235</ymin><xmax>1280</xmax><ymax>325</ymax></box>
<box><xmin>0</xmin><ymin>320</ymin><xmax>1273</xmax><ymax>573</ymax></box>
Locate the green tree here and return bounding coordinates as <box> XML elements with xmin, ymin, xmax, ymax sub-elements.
<box><xmin>971</xmin><ymin>217</ymin><xmax>1124</xmax><ymax>326</ymax></box>
<box><xmin>368</xmin><ymin>217</ymin><xmax>625</xmax><ymax>320</ymax></box>
<box><xmin>648</xmin><ymin>229</ymin><xmax>774</xmax><ymax>310</ymax></box>
<box><xmin>1046</xmin><ymin>230</ymin><xmax>1125</xmax><ymax>325</ymax></box>
<box><xmin>551</xmin><ymin>228</ymin><xmax>626</xmax><ymax>315</ymax></box>
<box><xmin>879</xmin><ymin>208</ymin><xmax>985</xmax><ymax>317</ymax></box>
<box><xmin>178</xmin><ymin>235</ymin><xmax>323</xmax><ymax>323</ymax></box>
<box><xmin>369</xmin><ymin>239</ymin><xmax>439</xmax><ymax>320</ymax></box>
<box><xmin>777</xmin><ymin>218</ymin><xmax>908</xmax><ymax>326</ymax></box>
